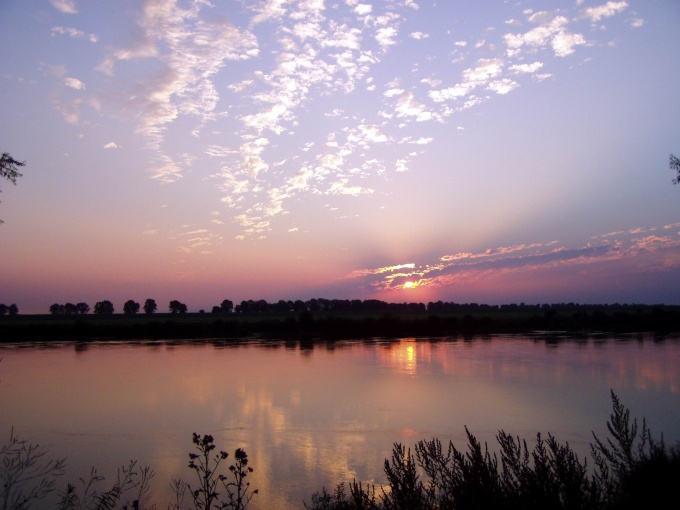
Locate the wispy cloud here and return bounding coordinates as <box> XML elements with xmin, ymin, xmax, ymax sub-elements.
<box><xmin>68</xmin><ymin>0</ymin><xmax>632</xmax><ymax>241</ymax></box>
<box><xmin>51</xmin><ymin>26</ymin><xmax>98</xmax><ymax>43</ymax></box>
<box><xmin>346</xmin><ymin>225</ymin><xmax>680</xmax><ymax>294</ymax></box>
<box><xmin>98</xmin><ymin>1</ymin><xmax>259</xmax><ymax>182</ymax></box>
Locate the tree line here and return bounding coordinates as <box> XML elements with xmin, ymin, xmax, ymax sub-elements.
<box><xmin>30</xmin><ymin>299</ymin><xmax>675</xmax><ymax>316</ymax></box>
<box><xmin>28</xmin><ymin>299</ymin><xmax>382</xmax><ymax>316</ymax></box>
<box><xmin>35</xmin><ymin>298</ymin><xmax>427</xmax><ymax>315</ymax></box>
<box><xmin>38</xmin><ymin>298</ymin><xmax>428</xmax><ymax>315</ymax></box>
<box><xmin>230</xmin><ymin>298</ymin><xmax>425</xmax><ymax>314</ymax></box>
<box><xmin>46</xmin><ymin>299</ymin><xmax>176</xmax><ymax>315</ymax></box>
<box><xmin>0</xmin><ymin>299</ymin><xmax>674</xmax><ymax>318</ymax></box>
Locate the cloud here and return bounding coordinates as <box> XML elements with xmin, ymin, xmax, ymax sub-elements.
<box><xmin>581</xmin><ymin>1</ymin><xmax>628</xmax><ymax>23</ymax></box>
<box><xmin>348</xmin><ymin>225</ymin><xmax>680</xmax><ymax>294</ymax></box>
<box><xmin>326</xmin><ymin>178</ymin><xmax>373</xmax><ymax>196</ymax></box>
<box><xmin>103</xmin><ymin>142</ymin><xmax>119</xmax><ymax>149</ymax></box>
<box><xmin>250</xmin><ymin>0</ymin><xmax>290</xmax><ymax>25</ymax></box>
<box><xmin>394</xmin><ymin>92</ymin><xmax>433</xmax><ymax>121</ymax></box>
<box><xmin>348</xmin><ymin>263</ymin><xmax>416</xmax><ymax>278</ymax></box>
<box><xmin>510</xmin><ymin>62</ymin><xmax>543</xmax><ymax>74</ymax></box>
<box><xmin>50</xmin><ymin>0</ymin><xmax>77</xmax><ymax>14</ymax></box>
<box><xmin>97</xmin><ymin>2</ymin><xmax>261</xmax><ymax>186</ymax></box>
<box><xmin>463</xmin><ymin>58</ymin><xmax>504</xmax><ymax>83</ymax></box>
<box><xmin>51</xmin><ymin>26</ymin><xmax>98</xmax><ymax>43</ymax></box>
<box><xmin>488</xmin><ymin>78</ymin><xmax>518</xmax><ymax>95</ymax></box>
<box><xmin>505</xmin><ymin>14</ymin><xmax>586</xmax><ymax>58</ymax></box>
<box><xmin>65</xmin><ymin>0</ymin><xmax>635</xmax><ymax>241</ymax></box>
<box><xmin>64</xmin><ymin>77</ymin><xmax>85</xmax><ymax>90</ymax></box>
<box><xmin>358</xmin><ymin>124</ymin><xmax>388</xmax><ymax>144</ymax></box>
<box><xmin>395</xmin><ymin>159</ymin><xmax>408</xmax><ymax>172</ymax></box>
<box><xmin>353</xmin><ymin>3</ymin><xmax>372</xmax><ymax>15</ymax></box>
<box><xmin>428</xmin><ymin>58</ymin><xmax>506</xmax><ymax>104</ymax></box>
<box><xmin>373</xmin><ymin>12</ymin><xmax>402</xmax><ymax>50</ymax></box>
<box><xmin>52</xmin><ymin>98</ymin><xmax>82</xmax><ymax>124</ymax></box>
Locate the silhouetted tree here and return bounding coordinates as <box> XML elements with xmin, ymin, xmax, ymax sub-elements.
<box><xmin>169</xmin><ymin>300</ymin><xmax>187</xmax><ymax>314</ymax></box>
<box><xmin>211</xmin><ymin>305</ymin><xmax>222</xmax><ymax>314</ymax></box>
<box><xmin>76</xmin><ymin>302</ymin><xmax>90</xmax><ymax>314</ymax></box>
<box><xmin>8</xmin><ymin>304</ymin><xmax>17</xmax><ymax>316</ymax></box>
<box><xmin>143</xmin><ymin>298</ymin><xmax>157</xmax><ymax>315</ymax></box>
<box><xmin>220</xmin><ymin>299</ymin><xmax>233</xmax><ymax>313</ymax></box>
<box><xmin>0</xmin><ymin>304</ymin><xmax>7</xmax><ymax>316</ymax></box>
<box><xmin>123</xmin><ymin>299</ymin><xmax>140</xmax><ymax>315</ymax></box>
<box><xmin>0</xmin><ymin>152</ymin><xmax>24</xmax><ymax>223</ymax></box>
<box><xmin>49</xmin><ymin>303</ymin><xmax>63</xmax><ymax>315</ymax></box>
<box><xmin>670</xmin><ymin>154</ymin><xmax>680</xmax><ymax>184</ymax></box>
<box><xmin>94</xmin><ymin>300</ymin><xmax>114</xmax><ymax>315</ymax></box>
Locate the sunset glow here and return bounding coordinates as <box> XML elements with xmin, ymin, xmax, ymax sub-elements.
<box><xmin>0</xmin><ymin>1</ymin><xmax>678</xmax><ymax>312</ymax></box>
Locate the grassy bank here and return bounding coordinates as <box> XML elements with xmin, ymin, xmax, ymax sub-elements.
<box><xmin>1</xmin><ymin>305</ymin><xmax>680</xmax><ymax>342</ymax></box>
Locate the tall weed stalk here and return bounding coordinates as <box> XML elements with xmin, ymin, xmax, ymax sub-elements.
<box><xmin>177</xmin><ymin>433</ymin><xmax>258</xmax><ymax>510</ymax></box>
<box><xmin>0</xmin><ymin>428</ymin><xmax>66</xmax><ymax>510</ymax></box>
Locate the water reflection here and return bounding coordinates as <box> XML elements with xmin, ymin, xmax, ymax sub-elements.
<box><xmin>0</xmin><ymin>336</ymin><xmax>678</xmax><ymax>510</ymax></box>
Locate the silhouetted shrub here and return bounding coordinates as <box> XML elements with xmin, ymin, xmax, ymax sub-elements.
<box><xmin>171</xmin><ymin>433</ymin><xmax>258</xmax><ymax>510</ymax></box>
<box><xmin>305</xmin><ymin>392</ymin><xmax>677</xmax><ymax>510</ymax></box>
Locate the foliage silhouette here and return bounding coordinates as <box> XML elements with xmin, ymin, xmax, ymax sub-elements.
<box><xmin>221</xmin><ymin>300</ymin><xmax>234</xmax><ymax>313</ymax></box>
<box><xmin>0</xmin><ymin>304</ymin><xmax>18</xmax><ymax>317</ymax></box>
<box><xmin>142</xmin><ymin>299</ymin><xmax>156</xmax><ymax>315</ymax></box>
<box><xmin>175</xmin><ymin>433</ymin><xmax>258</xmax><ymax>510</ymax></box>
<box><xmin>0</xmin><ymin>428</ymin><xmax>66</xmax><ymax>510</ymax></box>
<box><xmin>57</xmin><ymin>461</ymin><xmax>154</xmax><ymax>510</ymax></box>
<box><xmin>94</xmin><ymin>301</ymin><xmax>114</xmax><ymax>315</ymax></box>
<box><xmin>670</xmin><ymin>153</ymin><xmax>680</xmax><ymax>185</ymax></box>
<box><xmin>305</xmin><ymin>392</ymin><xmax>678</xmax><ymax>510</ymax></box>
<box><xmin>123</xmin><ymin>300</ymin><xmax>140</xmax><ymax>316</ymax></box>
<box><xmin>1</xmin><ymin>391</ymin><xmax>679</xmax><ymax>509</ymax></box>
<box><xmin>0</xmin><ymin>152</ymin><xmax>24</xmax><ymax>224</ymax></box>
<box><xmin>169</xmin><ymin>300</ymin><xmax>188</xmax><ymax>314</ymax></box>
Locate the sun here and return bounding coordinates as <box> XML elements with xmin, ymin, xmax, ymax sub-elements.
<box><xmin>403</xmin><ymin>281</ymin><xmax>415</xmax><ymax>289</ymax></box>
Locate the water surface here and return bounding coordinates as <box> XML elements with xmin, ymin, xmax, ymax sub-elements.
<box><xmin>1</xmin><ymin>336</ymin><xmax>678</xmax><ymax>509</ymax></box>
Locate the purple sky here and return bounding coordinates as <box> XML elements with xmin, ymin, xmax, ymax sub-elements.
<box><xmin>1</xmin><ymin>0</ymin><xmax>679</xmax><ymax>313</ymax></box>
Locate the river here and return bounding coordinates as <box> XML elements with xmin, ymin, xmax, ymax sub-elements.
<box><xmin>1</xmin><ymin>335</ymin><xmax>678</xmax><ymax>509</ymax></box>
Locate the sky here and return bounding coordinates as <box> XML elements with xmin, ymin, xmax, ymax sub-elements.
<box><xmin>0</xmin><ymin>0</ymin><xmax>679</xmax><ymax>314</ymax></box>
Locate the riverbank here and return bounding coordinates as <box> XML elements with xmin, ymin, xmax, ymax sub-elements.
<box><xmin>1</xmin><ymin>305</ymin><xmax>679</xmax><ymax>342</ymax></box>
